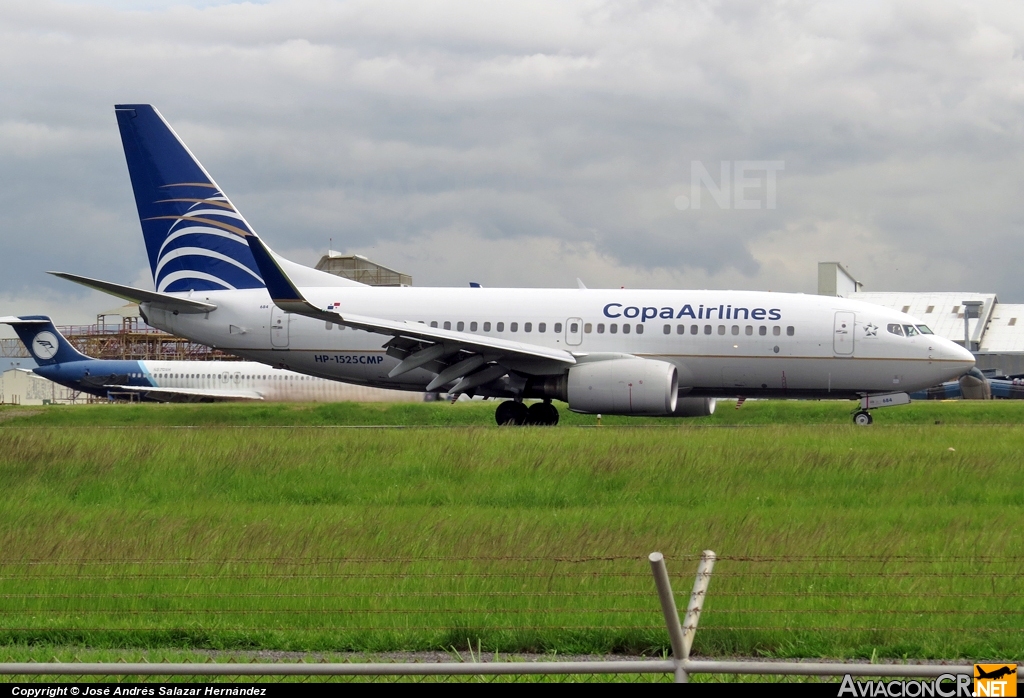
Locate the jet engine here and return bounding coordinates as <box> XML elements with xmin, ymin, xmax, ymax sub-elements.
<box><xmin>566</xmin><ymin>358</ymin><xmax>678</xmax><ymax>415</ymax></box>
<box><xmin>672</xmin><ymin>397</ymin><xmax>716</xmax><ymax>417</ymax></box>
<box><xmin>958</xmin><ymin>367</ymin><xmax>992</xmax><ymax>400</ymax></box>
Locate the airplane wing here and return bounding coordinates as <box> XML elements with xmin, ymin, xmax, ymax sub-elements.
<box><xmin>105</xmin><ymin>385</ymin><xmax>264</xmax><ymax>402</ymax></box>
<box><xmin>48</xmin><ymin>272</ymin><xmax>217</xmax><ymax>314</ymax></box>
<box><xmin>243</xmin><ymin>233</ymin><xmax>576</xmax><ymax>394</ymax></box>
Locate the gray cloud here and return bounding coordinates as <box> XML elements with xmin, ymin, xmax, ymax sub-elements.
<box><xmin>2</xmin><ymin>0</ymin><xmax>1024</xmax><ymax>338</ymax></box>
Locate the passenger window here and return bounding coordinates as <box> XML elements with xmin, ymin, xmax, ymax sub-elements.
<box><xmin>569</xmin><ymin>322</ymin><xmax>578</xmax><ymax>333</ymax></box>
<box><xmin>457</xmin><ymin>321</ymin><xmax>464</xmax><ymax>331</ymax></box>
<box><xmin>676</xmin><ymin>325</ymin><xmax>685</xmax><ymax>334</ymax></box>
<box><xmin>470</xmin><ymin>321</ymin><xmax>478</xmax><ymax>331</ymax></box>
<box><xmin>903</xmin><ymin>325</ymin><xmax>919</xmax><ymax>337</ymax></box>
<box><xmin>555</xmin><ymin>323</ymin><xmax>563</xmax><ymax>333</ymax></box>
<box><xmin>745</xmin><ymin>325</ymin><xmax>753</xmax><ymax>335</ymax></box>
<box><xmin>597</xmin><ymin>323</ymin><xmax>605</xmax><ymax>334</ymax></box>
<box><xmin>664</xmin><ymin>325</ymin><xmax>672</xmax><ymax>335</ymax></box>
<box><xmin>787</xmin><ymin>326</ymin><xmax>794</xmax><ymax>336</ymax></box>
<box><xmin>718</xmin><ymin>325</ymin><xmax>725</xmax><ymax>335</ymax></box>
<box><xmin>610</xmin><ymin>324</ymin><xmax>618</xmax><ymax>334</ymax></box>
<box><xmin>584</xmin><ymin>323</ymin><xmax>592</xmax><ymax>333</ymax></box>
<box><xmin>622</xmin><ymin>324</ymin><xmax>631</xmax><ymax>334</ymax></box>
<box><xmin>524</xmin><ymin>322</ymin><xmax>532</xmax><ymax>332</ymax></box>
<box><xmin>731</xmin><ymin>325</ymin><xmax>739</xmax><ymax>335</ymax></box>
<box><xmin>704</xmin><ymin>325</ymin><xmax>712</xmax><ymax>335</ymax></box>
<box><xmin>430</xmin><ymin>321</ymin><xmax>438</xmax><ymax>328</ymax></box>
<box><xmin>325</xmin><ymin>321</ymin><xmax>332</xmax><ymax>329</ymax></box>
<box><xmin>497</xmin><ymin>322</ymin><xmax>504</xmax><ymax>332</ymax></box>
<box><xmin>483</xmin><ymin>322</ymin><xmax>491</xmax><ymax>332</ymax></box>
<box><xmin>510</xmin><ymin>322</ymin><xmax>517</xmax><ymax>332</ymax></box>
<box><xmin>636</xmin><ymin>324</ymin><xmax>643</xmax><ymax>334</ymax></box>
<box><xmin>538</xmin><ymin>323</ymin><xmax>546</xmax><ymax>332</ymax></box>
<box><xmin>443</xmin><ymin>321</ymin><xmax>451</xmax><ymax>330</ymax></box>
<box><xmin>759</xmin><ymin>326</ymin><xmax>767</xmax><ymax>336</ymax></box>
<box><xmin>773</xmin><ymin>326</ymin><xmax>781</xmax><ymax>336</ymax></box>
<box><xmin>887</xmin><ymin>323</ymin><xmax>904</xmax><ymax>336</ymax></box>
<box><xmin>691</xmin><ymin>325</ymin><xmax>698</xmax><ymax>335</ymax></box>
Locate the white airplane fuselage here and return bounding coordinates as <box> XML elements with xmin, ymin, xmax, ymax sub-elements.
<box><xmin>142</xmin><ymin>286</ymin><xmax>974</xmax><ymax>400</ymax></box>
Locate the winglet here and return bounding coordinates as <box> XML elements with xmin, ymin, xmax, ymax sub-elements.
<box><xmin>576</xmin><ymin>278</ymin><xmax>587</xmax><ymax>290</ymax></box>
<box><xmin>244</xmin><ymin>234</ymin><xmax>338</xmax><ymax>322</ymax></box>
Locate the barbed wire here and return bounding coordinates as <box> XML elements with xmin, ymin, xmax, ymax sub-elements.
<box><xmin>0</xmin><ymin>556</ymin><xmax>649</xmax><ymax>566</ymax></box>
<box><xmin>0</xmin><ymin>569</ymin><xmax>655</xmax><ymax>577</ymax></box>
<box><xmin>6</xmin><ymin>571</ymin><xmax>1021</xmax><ymax>581</ymax></box>
<box><xmin>1</xmin><ymin>590</ymin><xmax>1022</xmax><ymax>599</ymax></box>
<box><xmin>0</xmin><ymin>607</ymin><xmax>1019</xmax><ymax>616</ymax></box>
<box><xmin>0</xmin><ymin>625</ymin><xmax>666</xmax><ymax>632</ymax></box>
<box><xmin>0</xmin><ymin>624</ymin><xmax>1018</xmax><ymax>633</ymax></box>
<box><xmin>1</xmin><ymin>554</ymin><xmax>1021</xmax><ymax>565</ymax></box>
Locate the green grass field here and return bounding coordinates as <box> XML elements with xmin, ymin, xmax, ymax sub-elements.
<box><xmin>2</xmin><ymin>396</ymin><xmax>1024</xmax><ymax>426</ymax></box>
<box><xmin>1</xmin><ymin>400</ymin><xmax>1023</xmax><ymax>665</ymax></box>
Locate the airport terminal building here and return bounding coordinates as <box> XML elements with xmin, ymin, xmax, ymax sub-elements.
<box><xmin>819</xmin><ymin>262</ymin><xmax>1024</xmax><ymax>375</ymax></box>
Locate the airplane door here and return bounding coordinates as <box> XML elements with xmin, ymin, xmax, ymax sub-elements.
<box><xmin>271</xmin><ymin>307</ymin><xmax>289</xmax><ymax>348</ymax></box>
<box><xmin>833</xmin><ymin>311</ymin><xmax>855</xmax><ymax>355</ymax></box>
<box><xmin>565</xmin><ymin>318</ymin><xmax>583</xmax><ymax>346</ymax></box>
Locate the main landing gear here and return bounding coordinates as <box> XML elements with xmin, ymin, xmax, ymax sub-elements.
<box><xmin>495</xmin><ymin>400</ymin><xmax>560</xmax><ymax>426</ymax></box>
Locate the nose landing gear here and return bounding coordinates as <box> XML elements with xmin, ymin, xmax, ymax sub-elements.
<box><xmin>494</xmin><ymin>400</ymin><xmax>559</xmax><ymax>426</ymax></box>
<box><xmin>853</xmin><ymin>411</ymin><xmax>873</xmax><ymax>426</ymax></box>
<box><xmin>852</xmin><ymin>392</ymin><xmax>911</xmax><ymax>425</ymax></box>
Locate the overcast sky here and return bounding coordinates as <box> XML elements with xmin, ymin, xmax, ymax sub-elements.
<box><xmin>2</xmin><ymin>0</ymin><xmax>1024</xmax><ymax>331</ymax></box>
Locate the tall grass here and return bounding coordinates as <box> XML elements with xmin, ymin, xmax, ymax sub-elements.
<box><xmin>2</xmin><ymin>397</ymin><xmax>1024</xmax><ymax>427</ymax></box>
<box><xmin>1</xmin><ymin>417</ymin><xmax>1023</xmax><ymax>659</ymax></box>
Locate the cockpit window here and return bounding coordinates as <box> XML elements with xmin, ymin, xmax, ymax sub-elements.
<box><xmin>916</xmin><ymin>325</ymin><xmax>934</xmax><ymax>335</ymax></box>
<box><xmin>903</xmin><ymin>325</ymin><xmax>919</xmax><ymax>337</ymax></box>
<box><xmin>887</xmin><ymin>323</ymin><xmax>904</xmax><ymax>336</ymax></box>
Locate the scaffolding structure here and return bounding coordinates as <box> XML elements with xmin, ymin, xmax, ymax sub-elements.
<box><xmin>58</xmin><ymin>321</ymin><xmax>238</xmax><ymax>361</ymax></box>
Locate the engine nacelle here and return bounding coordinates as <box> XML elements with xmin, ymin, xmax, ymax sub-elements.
<box><xmin>671</xmin><ymin>397</ymin><xmax>716</xmax><ymax>417</ymax></box>
<box><xmin>567</xmin><ymin>358</ymin><xmax>678</xmax><ymax>415</ymax></box>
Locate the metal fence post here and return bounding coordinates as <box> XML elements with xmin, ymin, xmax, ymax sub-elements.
<box><xmin>648</xmin><ymin>552</ymin><xmax>687</xmax><ymax>683</ymax></box>
<box><xmin>681</xmin><ymin>550</ymin><xmax>716</xmax><ymax>661</ymax></box>
<box><xmin>649</xmin><ymin>551</ymin><xmax>716</xmax><ymax>683</ymax></box>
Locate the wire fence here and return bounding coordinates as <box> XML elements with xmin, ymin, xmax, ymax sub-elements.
<box><xmin>1</xmin><ymin>552</ymin><xmax>1022</xmax><ymax>682</ymax></box>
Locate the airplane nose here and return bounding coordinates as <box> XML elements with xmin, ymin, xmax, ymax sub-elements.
<box><xmin>940</xmin><ymin>340</ymin><xmax>976</xmax><ymax>372</ymax></box>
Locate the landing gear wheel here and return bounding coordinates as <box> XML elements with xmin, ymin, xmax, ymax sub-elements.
<box><xmin>527</xmin><ymin>402</ymin><xmax>560</xmax><ymax>426</ymax></box>
<box><xmin>495</xmin><ymin>400</ymin><xmax>530</xmax><ymax>426</ymax></box>
<box><xmin>853</xmin><ymin>411</ymin><xmax>873</xmax><ymax>426</ymax></box>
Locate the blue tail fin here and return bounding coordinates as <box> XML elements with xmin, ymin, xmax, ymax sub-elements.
<box><xmin>114</xmin><ymin>104</ymin><xmax>265</xmax><ymax>293</ymax></box>
<box><xmin>0</xmin><ymin>316</ymin><xmax>91</xmax><ymax>365</ymax></box>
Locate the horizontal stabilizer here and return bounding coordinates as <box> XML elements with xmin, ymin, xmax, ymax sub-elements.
<box><xmin>48</xmin><ymin>272</ymin><xmax>217</xmax><ymax>313</ymax></box>
<box><xmin>0</xmin><ymin>317</ymin><xmax>48</xmax><ymax>324</ymax></box>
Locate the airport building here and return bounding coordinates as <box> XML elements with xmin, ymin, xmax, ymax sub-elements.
<box><xmin>819</xmin><ymin>262</ymin><xmax>1024</xmax><ymax>375</ymax></box>
<box><xmin>315</xmin><ymin>252</ymin><xmax>412</xmax><ymax>287</ymax></box>
<box><xmin>0</xmin><ymin>368</ymin><xmax>78</xmax><ymax>405</ymax></box>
